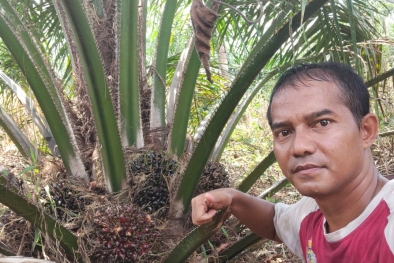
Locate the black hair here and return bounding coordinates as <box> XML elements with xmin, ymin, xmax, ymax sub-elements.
<box><xmin>266</xmin><ymin>62</ymin><xmax>370</xmax><ymax>128</ymax></box>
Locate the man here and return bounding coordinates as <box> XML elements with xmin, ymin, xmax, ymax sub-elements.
<box><xmin>191</xmin><ymin>62</ymin><xmax>394</xmax><ymax>262</ymax></box>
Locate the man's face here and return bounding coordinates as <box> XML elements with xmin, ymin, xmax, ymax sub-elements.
<box><xmin>270</xmin><ymin>79</ymin><xmax>367</xmax><ymax>198</ymax></box>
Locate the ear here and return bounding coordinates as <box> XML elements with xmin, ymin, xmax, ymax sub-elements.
<box><xmin>360</xmin><ymin>113</ymin><xmax>379</xmax><ymax>148</ymax></box>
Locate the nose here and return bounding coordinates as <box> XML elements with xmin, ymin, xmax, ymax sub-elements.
<box><xmin>291</xmin><ymin>130</ymin><xmax>316</xmax><ymax>157</ymax></box>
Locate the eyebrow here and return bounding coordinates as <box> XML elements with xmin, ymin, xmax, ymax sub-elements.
<box><xmin>304</xmin><ymin>109</ymin><xmax>335</xmax><ymax>122</ymax></box>
<box><xmin>271</xmin><ymin>109</ymin><xmax>335</xmax><ymax>131</ymax></box>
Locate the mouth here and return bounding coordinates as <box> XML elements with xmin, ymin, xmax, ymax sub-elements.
<box><xmin>293</xmin><ymin>164</ymin><xmax>322</xmax><ymax>173</ymax></box>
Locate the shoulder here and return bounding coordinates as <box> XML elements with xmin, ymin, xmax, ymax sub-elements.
<box><xmin>383</xmin><ymin>179</ymin><xmax>394</xmax><ymax>204</ymax></box>
<box><xmin>273</xmin><ymin>197</ymin><xmax>318</xmax><ymax>259</ymax></box>
<box><xmin>381</xmin><ymin>180</ymin><xmax>394</xmax><ymax>254</ymax></box>
<box><xmin>274</xmin><ymin>196</ymin><xmax>320</xmax><ymax>237</ymax></box>
<box><xmin>274</xmin><ymin>196</ymin><xmax>319</xmax><ymax>223</ymax></box>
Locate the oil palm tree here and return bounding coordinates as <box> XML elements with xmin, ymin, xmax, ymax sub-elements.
<box><xmin>0</xmin><ymin>0</ymin><xmax>393</xmax><ymax>262</ymax></box>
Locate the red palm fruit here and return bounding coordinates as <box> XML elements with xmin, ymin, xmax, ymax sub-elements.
<box><xmin>119</xmin><ymin>215</ymin><xmax>127</xmax><ymax>224</ymax></box>
<box><xmin>123</xmin><ymin>241</ymin><xmax>131</xmax><ymax>249</ymax></box>
<box><xmin>141</xmin><ymin>242</ymin><xmax>150</xmax><ymax>250</ymax></box>
<box><xmin>117</xmin><ymin>251</ymin><xmax>125</xmax><ymax>260</ymax></box>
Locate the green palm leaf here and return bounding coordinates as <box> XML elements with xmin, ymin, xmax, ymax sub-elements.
<box><xmin>151</xmin><ymin>0</ymin><xmax>179</xmax><ymax>130</ymax></box>
<box><xmin>0</xmin><ymin>69</ymin><xmax>58</xmax><ymax>156</ymax></box>
<box><xmin>0</xmin><ymin>106</ymin><xmax>36</xmax><ymax>159</ymax></box>
<box><xmin>54</xmin><ymin>0</ymin><xmax>126</xmax><ymax>192</ymax></box>
<box><xmin>0</xmin><ymin>0</ymin><xmax>86</xmax><ymax>178</ymax></box>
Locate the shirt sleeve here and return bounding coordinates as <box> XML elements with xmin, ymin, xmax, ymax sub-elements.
<box><xmin>274</xmin><ymin>197</ymin><xmax>318</xmax><ymax>259</ymax></box>
<box><xmin>384</xmin><ymin>182</ymin><xmax>394</xmax><ymax>254</ymax></box>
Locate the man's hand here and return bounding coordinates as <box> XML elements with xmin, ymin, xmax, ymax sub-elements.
<box><xmin>191</xmin><ymin>188</ymin><xmax>234</xmax><ymax>225</ymax></box>
<box><xmin>191</xmin><ymin>188</ymin><xmax>279</xmax><ymax>242</ymax></box>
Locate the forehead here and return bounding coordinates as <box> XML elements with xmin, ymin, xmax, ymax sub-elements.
<box><xmin>270</xmin><ymin>79</ymin><xmax>348</xmax><ymax>121</ymax></box>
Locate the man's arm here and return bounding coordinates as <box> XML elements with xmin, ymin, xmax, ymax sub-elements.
<box><xmin>191</xmin><ymin>188</ymin><xmax>282</xmax><ymax>242</ymax></box>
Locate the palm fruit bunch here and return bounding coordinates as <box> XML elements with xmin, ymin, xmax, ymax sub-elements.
<box><xmin>39</xmin><ymin>180</ymin><xmax>87</xmax><ymax>220</ymax></box>
<box><xmin>128</xmin><ymin>152</ymin><xmax>177</xmax><ymax>218</ymax></box>
<box><xmin>91</xmin><ymin>204</ymin><xmax>160</xmax><ymax>262</ymax></box>
<box><xmin>195</xmin><ymin>161</ymin><xmax>230</xmax><ymax>195</ymax></box>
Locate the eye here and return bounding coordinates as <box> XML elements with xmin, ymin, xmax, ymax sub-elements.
<box><xmin>276</xmin><ymin>130</ymin><xmax>291</xmax><ymax>138</ymax></box>
<box><xmin>315</xmin><ymin>119</ymin><xmax>331</xmax><ymax>127</ymax></box>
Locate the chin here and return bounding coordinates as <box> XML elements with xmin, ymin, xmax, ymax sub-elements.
<box><xmin>298</xmin><ymin>190</ymin><xmax>326</xmax><ymax>198</ymax></box>
<box><xmin>292</xmin><ymin>182</ymin><xmax>330</xmax><ymax>198</ymax></box>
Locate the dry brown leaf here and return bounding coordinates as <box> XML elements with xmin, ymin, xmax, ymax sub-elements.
<box><xmin>190</xmin><ymin>0</ymin><xmax>220</xmax><ymax>83</ymax></box>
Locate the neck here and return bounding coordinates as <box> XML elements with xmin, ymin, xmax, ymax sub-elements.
<box><xmin>315</xmin><ymin>165</ymin><xmax>388</xmax><ymax>233</ymax></box>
